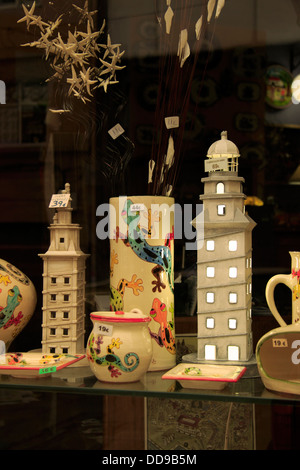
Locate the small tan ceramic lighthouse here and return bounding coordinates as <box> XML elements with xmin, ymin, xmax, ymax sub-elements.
<box><xmin>39</xmin><ymin>183</ymin><xmax>89</xmax><ymax>356</ymax></box>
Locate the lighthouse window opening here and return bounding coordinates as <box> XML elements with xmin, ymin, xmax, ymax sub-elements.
<box><xmin>228</xmin><ymin>345</ymin><xmax>240</xmax><ymax>361</ymax></box>
<box><xmin>63</xmin><ymin>311</ymin><xmax>69</xmax><ymax>319</ymax></box>
<box><xmin>50</xmin><ymin>347</ymin><xmax>56</xmax><ymax>354</ymax></box>
<box><xmin>229</xmin><ymin>292</ymin><xmax>238</xmax><ymax>304</ymax></box>
<box><xmin>62</xmin><ymin>347</ymin><xmax>69</xmax><ymax>354</ymax></box>
<box><xmin>229</xmin><ymin>240</ymin><xmax>237</xmax><ymax>251</ymax></box>
<box><xmin>50</xmin><ymin>311</ymin><xmax>56</xmax><ymax>319</ymax></box>
<box><xmin>206</xmin><ymin>240</ymin><xmax>215</xmax><ymax>251</ymax></box>
<box><xmin>60</xmin><ymin>238</ymin><xmax>65</xmax><ymax>243</ymax></box>
<box><xmin>51</xmin><ymin>277</ymin><xmax>56</xmax><ymax>284</ymax></box>
<box><xmin>229</xmin><ymin>267</ymin><xmax>238</xmax><ymax>278</ymax></box>
<box><xmin>50</xmin><ymin>294</ymin><xmax>56</xmax><ymax>301</ymax></box>
<box><xmin>50</xmin><ymin>328</ymin><xmax>56</xmax><ymax>336</ymax></box>
<box><xmin>216</xmin><ymin>182</ymin><xmax>225</xmax><ymax>194</ymax></box>
<box><xmin>206</xmin><ymin>317</ymin><xmax>215</xmax><ymax>329</ymax></box>
<box><xmin>64</xmin><ymin>277</ymin><xmax>70</xmax><ymax>284</ymax></box>
<box><xmin>205</xmin><ymin>344</ymin><xmax>216</xmax><ymax>360</ymax></box>
<box><xmin>228</xmin><ymin>318</ymin><xmax>237</xmax><ymax>329</ymax></box>
<box><xmin>63</xmin><ymin>294</ymin><xmax>70</xmax><ymax>302</ymax></box>
<box><xmin>206</xmin><ymin>266</ymin><xmax>215</xmax><ymax>278</ymax></box>
<box><xmin>63</xmin><ymin>328</ymin><xmax>69</xmax><ymax>336</ymax></box>
<box><xmin>206</xmin><ymin>292</ymin><xmax>215</xmax><ymax>303</ymax></box>
<box><xmin>217</xmin><ymin>204</ymin><xmax>226</xmax><ymax>215</ymax></box>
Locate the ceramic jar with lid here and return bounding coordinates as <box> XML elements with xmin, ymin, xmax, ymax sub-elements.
<box><xmin>86</xmin><ymin>308</ymin><xmax>153</xmax><ymax>383</ymax></box>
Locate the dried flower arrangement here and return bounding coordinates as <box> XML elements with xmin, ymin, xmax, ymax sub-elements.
<box><xmin>17</xmin><ymin>1</ymin><xmax>126</xmax><ymax>112</ymax></box>
<box><xmin>148</xmin><ymin>0</ymin><xmax>226</xmax><ymax>196</ymax></box>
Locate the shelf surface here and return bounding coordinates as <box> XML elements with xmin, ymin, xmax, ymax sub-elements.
<box><xmin>1</xmin><ymin>362</ymin><xmax>300</xmax><ymax>405</ymax></box>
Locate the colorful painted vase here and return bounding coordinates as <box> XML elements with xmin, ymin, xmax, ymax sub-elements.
<box><xmin>0</xmin><ymin>259</ymin><xmax>37</xmax><ymax>350</ymax></box>
<box><xmin>86</xmin><ymin>309</ymin><xmax>153</xmax><ymax>383</ymax></box>
<box><xmin>109</xmin><ymin>196</ymin><xmax>176</xmax><ymax>371</ymax></box>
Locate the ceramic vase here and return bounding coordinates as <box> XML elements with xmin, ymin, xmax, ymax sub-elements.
<box><xmin>109</xmin><ymin>196</ymin><xmax>176</xmax><ymax>371</ymax></box>
<box><xmin>86</xmin><ymin>309</ymin><xmax>153</xmax><ymax>383</ymax></box>
<box><xmin>0</xmin><ymin>259</ymin><xmax>37</xmax><ymax>350</ymax></box>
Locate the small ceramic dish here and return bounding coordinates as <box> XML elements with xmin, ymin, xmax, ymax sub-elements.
<box><xmin>162</xmin><ymin>363</ymin><xmax>246</xmax><ymax>390</ymax></box>
<box><xmin>0</xmin><ymin>352</ymin><xmax>85</xmax><ymax>378</ymax></box>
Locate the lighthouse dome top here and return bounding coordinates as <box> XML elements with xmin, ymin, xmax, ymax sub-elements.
<box><xmin>205</xmin><ymin>131</ymin><xmax>240</xmax><ymax>173</ymax></box>
<box><xmin>207</xmin><ymin>131</ymin><xmax>240</xmax><ymax>158</ymax></box>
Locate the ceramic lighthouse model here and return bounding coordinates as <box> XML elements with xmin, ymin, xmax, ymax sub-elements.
<box><xmin>190</xmin><ymin>131</ymin><xmax>256</xmax><ymax>364</ymax></box>
<box><xmin>39</xmin><ymin>183</ymin><xmax>88</xmax><ymax>357</ymax></box>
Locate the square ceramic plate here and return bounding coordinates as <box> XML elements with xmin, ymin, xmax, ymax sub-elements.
<box><xmin>0</xmin><ymin>352</ymin><xmax>86</xmax><ymax>378</ymax></box>
<box><xmin>162</xmin><ymin>363</ymin><xmax>246</xmax><ymax>390</ymax></box>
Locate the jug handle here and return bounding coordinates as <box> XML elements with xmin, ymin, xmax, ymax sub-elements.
<box><xmin>265</xmin><ymin>274</ymin><xmax>290</xmax><ymax>327</ymax></box>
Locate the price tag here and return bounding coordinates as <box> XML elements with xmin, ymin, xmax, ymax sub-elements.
<box><xmin>108</xmin><ymin>123</ymin><xmax>125</xmax><ymax>140</ymax></box>
<box><xmin>165</xmin><ymin>116</ymin><xmax>179</xmax><ymax>129</ymax></box>
<box><xmin>272</xmin><ymin>338</ymin><xmax>288</xmax><ymax>348</ymax></box>
<box><xmin>130</xmin><ymin>203</ymin><xmax>146</xmax><ymax>213</ymax></box>
<box><xmin>49</xmin><ymin>193</ymin><xmax>70</xmax><ymax>208</ymax></box>
<box><xmin>97</xmin><ymin>323</ymin><xmax>113</xmax><ymax>336</ymax></box>
<box><xmin>39</xmin><ymin>366</ymin><xmax>57</xmax><ymax>375</ymax></box>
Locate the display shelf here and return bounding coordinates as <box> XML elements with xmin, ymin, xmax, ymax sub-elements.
<box><xmin>0</xmin><ymin>363</ymin><xmax>300</xmax><ymax>405</ymax></box>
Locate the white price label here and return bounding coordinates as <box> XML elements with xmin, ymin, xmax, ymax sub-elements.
<box><xmin>272</xmin><ymin>338</ymin><xmax>288</xmax><ymax>348</ymax></box>
<box><xmin>97</xmin><ymin>323</ymin><xmax>113</xmax><ymax>336</ymax></box>
<box><xmin>131</xmin><ymin>203</ymin><xmax>146</xmax><ymax>213</ymax></box>
<box><xmin>165</xmin><ymin>116</ymin><xmax>179</xmax><ymax>129</ymax></box>
<box><xmin>108</xmin><ymin>123</ymin><xmax>125</xmax><ymax>139</ymax></box>
<box><xmin>49</xmin><ymin>193</ymin><xmax>70</xmax><ymax>208</ymax></box>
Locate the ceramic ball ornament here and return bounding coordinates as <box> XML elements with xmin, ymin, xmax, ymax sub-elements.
<box><xmin>0</xmin><ymin>259</ymin><xmax>37</xmax><ymax>350</ymax></box>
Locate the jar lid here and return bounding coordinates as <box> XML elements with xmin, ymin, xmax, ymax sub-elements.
<box><xmin>90</xmin><ymin>308</ymin><xmax>151</xmax><ymax>323</ymax></box>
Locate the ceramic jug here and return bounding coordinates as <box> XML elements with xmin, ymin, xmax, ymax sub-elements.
<box><xmin>265</xmin><ymin>251</ymin><xmax>300</xmax><ymax>327</ymax></box>
<box><xmin>256</xmin><ymin>252</ymin><xmax>300</xmax><ymax>395</ymax></box>
<box><xmin>86</xmin><ymin>308</ymin><xmax>153</xmax><ymax>383</ymax></box>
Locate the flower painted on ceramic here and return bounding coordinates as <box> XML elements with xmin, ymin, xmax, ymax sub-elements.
<box><xmin>95</xmin><ymin>335</ymin><xmax>104</xmax><ymax>354</ymax></box>
<box><xmin>109</xmin><ymin>338</ymin><xmax>123</xmax><ymax>350</ymax></box>
<box><xmin>292</xmin><ymin>269</ymin><xmax>300</xmax><ymax>281</ymax></box>
<box><xmin>0</xmin><ymin>275</ymin><xmax>11</xmax><ymax>286</ymax></box>
<box><xmin>109</xmin><ymin>365</ymin><xmax>122</xmax><ymax>378</ymax></box>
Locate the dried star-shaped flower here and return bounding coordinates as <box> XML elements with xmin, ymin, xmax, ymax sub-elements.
<box><xmin>18</xmin><ymin>2</ymin><xmax>126</xmax><ymax>104</ymax></box>
<box><xmin>72</xmin><ymin>0</ymin><xmax>98</xmax><ymax>29</ymax></box>
<box><xmin>28</xmin><ymin>15</ymin><xmax>49</xmax><ymax>32</ymax></box>
<box><xmin>67</xmin><ymin>64</ymin><xmax>82</xmax><ymax>95</ymax></box>
<box><xmin>99</xmin><ymin>54</ymin><xmax>125</xmax><ymax>78</ymax></box>
<box><xmin>17</xmin><ymin>1</ymin><xmax>36</xmax><ymax>30</ymax></box>
<box><xmin>99</xmin><ymin>33</ymin><xmax>122</xmax><ymax>59</ymax></box>
<box><xmin>79</xmin><ymin>67</ymin><xmax>97</xmax><ymax>96</ymax></box>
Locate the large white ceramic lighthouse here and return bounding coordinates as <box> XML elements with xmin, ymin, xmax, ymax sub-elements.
<box><xmin>193</xmin><ymin>131</ymin><xmax>256</xmax><ymax>363</ymax></box>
